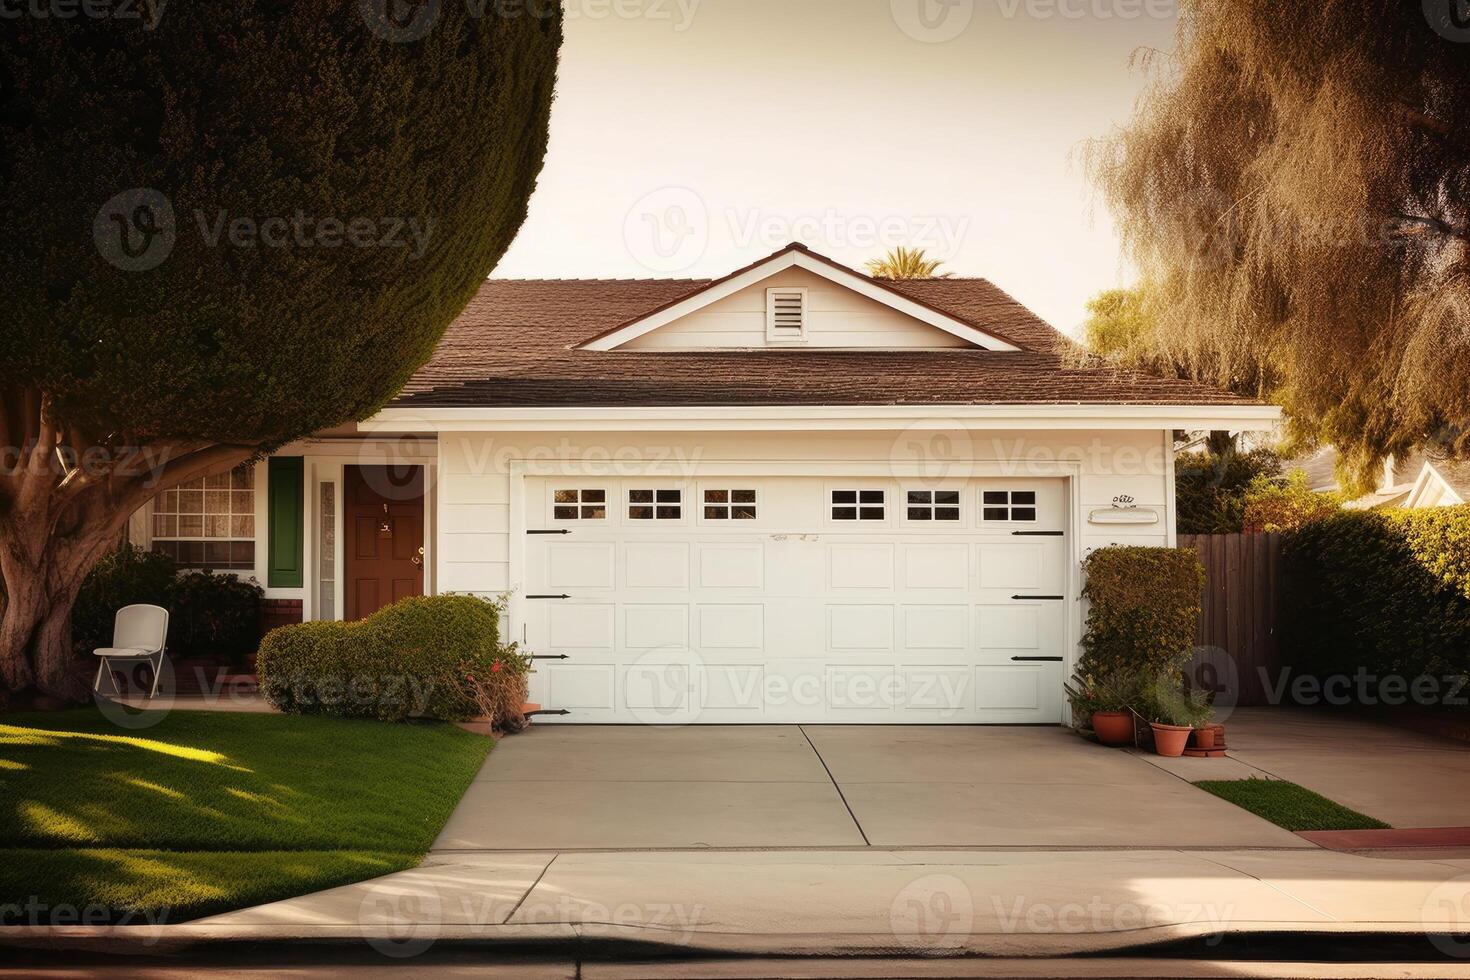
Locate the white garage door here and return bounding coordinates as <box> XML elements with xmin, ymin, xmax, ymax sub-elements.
<box><xmin>522</xmin><ymin>476</ymin><xmax>1069</xmax><ymax>724</ymax></box>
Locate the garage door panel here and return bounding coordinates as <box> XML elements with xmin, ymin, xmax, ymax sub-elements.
<box><xmin>829</xmin><ymin>543</ymin><xmax>895</xmax><ymax>590</ymax></box>
<box><xmin>975</xmin><ymin>666</ymin><xmax>1043</xmax><ymax>710</ymax></box>
<box><xmin>902</xmin><ymin>605</ymin><xmax>969</xmax><ymax>650</ymax></box>
<box><xmin>623</xmin><ymin>604</ymin><xmax>689</xmax><ymax>649</ymax></box>
<box><xmin>827</xmin><ymin>665</ymin><xmax>898</xmax><ymax>712</ymax></box>
<box><xmin>624</xmin><ymin>661</ymin><xmax>697</xmax><ymax>714</ymax></box>
<box><xmin>828</xmin><ymin>605</ymin><xmax>895</xmax><ymax>650</ymax></box>
<box><xmin>977</xmin><ymin>605</ymin><xmax>1041</xmax><ymax>651</ymax></box>
<box><xmin>548</xmin><ymin>542</ymin><xmax>616</xmax><ymax>590</ymax></box>
<box><xmin>546</xmin><ymin>664</ymin><xmax>616</xmax><ymax>709</ymax></box>
<box><xmin>698</xmin><ymin>542</ymin><xmax>764</xmax><ymax>589</ymax></box>
<box><xmin>626</xmin><ymin>542</ymin><xmax>690</xmax><ymax>589</ymax></box>
<box><xmin>549</xmin><ymin>603</ymin><xmax>615</xmax><ymax>650</ymax></box>
<box><xmin>899</xmin><ymin>666</ymin><xmax>974</xmax><ymax>714</ymax></box>
<box><xmin>698</xmin><ymin>604</ymin><xmax>764</xmax><ymax>650</ymax></box>
<box><xmin>702</xmin><ymin>664</ymin><xmax>765</xmax><ymax>712</ymax></box>
<box><xmin>902</xmin><ymin>543</ymin><xmax>969</xmax><ymax>590</ymax></box>
<box><xmin>978</xmin><ymin>543</ymin><xmax>1045</xmax><ymax>591</ymax></box>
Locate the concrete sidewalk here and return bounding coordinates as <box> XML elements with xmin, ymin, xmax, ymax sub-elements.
<box><xmin>12</xmin><ymin>847</ymin><xmax>1466</xmax><ymax>958</ymax></box>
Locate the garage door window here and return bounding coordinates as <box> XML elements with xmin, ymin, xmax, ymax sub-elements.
<box><xmin>554</xmin><ymin>489</ymin><xmax>608</xmax><ymax>520</ymax></box>
<box><xmin>628</xmin><ymin>489</ymin><xmax>682</xmax><ymax>521</ymax></box>
<box><xmin>832</xmin><ymin>489</ymin><xmax>885</xmax><ymax>521</ymax></box>
<box><xmin>703</xmin><ymin>489</ymin><xmax>758</xmax><ymax>520</ymax></box>
<box><xmin>906</xmin><ymin>489</ymin><xmax>961</xmax><ymax>522</ymax></box>
<box><xmin>981</xmin><ymin>490</ymin><xmax>1038</xmax><ymax>523</ymax></box>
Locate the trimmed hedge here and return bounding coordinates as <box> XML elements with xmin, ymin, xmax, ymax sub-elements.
<box><xmin>1280</xmin><ymin>507</ymin><xmax>1470</xmax><ymax>683</ymax></box>
<box><xmin>257</xmin><ymin>595</ymin><xmax>503</xmax><ymax>723</ymax></box>
<box><xmin>1079</xmin><ymin>547</ymin><xmax>1206</xmax><ymax>679</ymax></box>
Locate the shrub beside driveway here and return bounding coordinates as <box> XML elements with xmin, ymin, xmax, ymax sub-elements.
<box><xmin>0</xmin><ymin>710</ymin><xmax>491</xmax><ymax>924</ymax></box>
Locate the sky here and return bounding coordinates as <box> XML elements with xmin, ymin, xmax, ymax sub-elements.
<box><xmin>494</xmin><ymin>0</ymin><xmax>1180</xmax><ymax>335</ymax></box>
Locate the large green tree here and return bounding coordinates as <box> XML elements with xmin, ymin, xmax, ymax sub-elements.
<box><xmin>0</xmin><ymin>4</ymin><xmax>561</xmax><ymax>699</ymax></box>
<box><xmin>1087</xmin><ymin>1</ymin><xmax>1470</xmax><ymax>487</ymax></box>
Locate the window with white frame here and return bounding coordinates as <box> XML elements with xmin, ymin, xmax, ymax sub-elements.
<box><xmin>553</xmin><ymin>488</ymin><xmax>608</xmax><ymax>520</ymax></box>
<box><xmin>906</xmin><ymin>489</ymin><xmax>961</xmax><ymax>522</ymax></box>
<box><xmin>628</xmin><ymin>488</ymin><xmax>682</xmax><ymax>521</ymax></box>
<box><xmin>831</xmin><ymin>489</ymin><xmax>885</xmax><ymax>521</ymax></box>
<box><xmin>151</xmin><ymin>464</ymin><xmax>256</xmax><ymax>569</ymax></box>
<box><xmin>703</xmin><ymin>489</ymin><xmax>758</xmax><ymax>520</ymax></box>
<box><xmin>981</xmin><ymin>489</ymin><xmax>1038</xmax><ymax>523</ymax></box>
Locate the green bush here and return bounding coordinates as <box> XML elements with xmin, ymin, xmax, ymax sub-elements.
<box><xmin>1079</xmin><ymin>547</ymin><xmax>1206</xmax><ymax>680</ymax></box>
<box><xmin>71</xmin><ymin>545</ymin><xmax>177</xmax><ymax>657</ymax></box>
<box><xmin>1176</xmin><ymin>449</ymin><xmax>1282</xmax><ymax>534</ymax></box>
<box><xmin>1280</xmin><ymin>508</ymin><xmax>1470</xmax><ymax>684</ymax></box>
<box><xmin>257</xmin><ymin>595</ymin><xmax>504</xmax><ymax>723</ymax></box>
<box><xmin>168</xmin><ymin>572</ymin><xmax>265</xmax><ymax>665</ymax></box>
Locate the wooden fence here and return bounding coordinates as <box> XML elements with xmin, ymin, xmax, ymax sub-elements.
<box><xmin>1178</xmin><ymin>532</ymin><xmax>1283</xmax><ymax>707</ymax></box>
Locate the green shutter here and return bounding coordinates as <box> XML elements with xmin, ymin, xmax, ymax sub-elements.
<box><xmin>267</xmin><ymin>456</ymin><xmax>305</xmax><ymax>589</ymax></box>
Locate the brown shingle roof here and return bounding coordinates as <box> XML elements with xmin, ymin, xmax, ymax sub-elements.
<box><xmin>394</xmin><ymin>272</ymin><xmax>1249</xmax><ymax>409</ymax></box>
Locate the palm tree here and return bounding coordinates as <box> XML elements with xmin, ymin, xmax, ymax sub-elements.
<box><xmin>865</xmin><ymin>246</ymin><xmax>951</xmax><ymax>279</ymax></box>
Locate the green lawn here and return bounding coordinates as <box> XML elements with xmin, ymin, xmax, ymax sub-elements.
<box><xmin>1194</xmin><ymin>778</ymin><xmax>1391</xmax><ymax>832</ymax></box>
<box><xmin>0</xmin><ymin>710</ymin><xmax>492</xmax><ymax>925</ymax></box>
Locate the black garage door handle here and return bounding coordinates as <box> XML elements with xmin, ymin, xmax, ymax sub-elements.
<box><xmin>1012</xmin><ymin>595</ymin><xmax>1064</xmax><ymax>601</ymax></box>
<box><xmin>1012</xmin><ymin>656</ymin><xmax>1064</xmax><ymax>662</ymax></box>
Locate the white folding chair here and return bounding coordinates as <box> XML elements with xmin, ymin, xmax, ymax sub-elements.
<box><xmin>92</xmin><ymin>604</ymin><xmax>170</xmax><ymax>699</ymax></box>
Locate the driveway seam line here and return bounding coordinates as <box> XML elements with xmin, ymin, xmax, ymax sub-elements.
<box><xmin>503</xmin><ymin>852</ymin><xmax>559</xmax><ymax>924</ymax></box>
<box><xmin>798</xmin><ymin>725</ymin><xmax>871</xmax><ymax>847</ymax></box>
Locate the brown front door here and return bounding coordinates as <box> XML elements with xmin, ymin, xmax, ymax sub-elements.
<box><xmin>344</xmin><ymin>465</ymin><xmax>425</xmax><ymax>620</ymax></box>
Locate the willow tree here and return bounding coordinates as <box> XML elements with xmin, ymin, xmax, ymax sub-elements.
<box><xmin>0</xmin><ymin>4</ymin><xmax>561</xmax><ymax>700</ymax></box>
<box><xmin>1087</xmin><ymin>1</ymin><xmax>1470</xmax><ymax>489</ymax></box>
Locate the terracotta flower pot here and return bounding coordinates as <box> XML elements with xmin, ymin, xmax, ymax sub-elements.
<box><xmin>1150</xmin><ymin>722</ymin><xmax>1193</xmax><ymax>758</ymax></box>
<box><xmin>1091</xmin><ymin>711</ymin><xmax>1134</xmax><ymax>747</ymax></box>
<box><xmin>1193</xmin><ymin>726</ymin><xmax>1218</xmax><ymax>750</ymax></box>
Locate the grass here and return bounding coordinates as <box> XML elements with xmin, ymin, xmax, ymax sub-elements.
<box><xmin>0</xmin><ymin>709</ymin><xmax>492</xmax><ymax>924</ymax></box>
<box><xmin>1194</xmin><ymin>778</ymin><xmax>1391</xmax><ymax>832</ymax></box>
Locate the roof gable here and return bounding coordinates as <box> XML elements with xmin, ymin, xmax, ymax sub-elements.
<box><xmin>579</xmin><ymin>243</ymin><xmax>1026</xmax><ymax>353</ymax></box>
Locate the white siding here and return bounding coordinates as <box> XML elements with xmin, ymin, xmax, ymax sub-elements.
<box><xmin>619</xmin><ymin>267</ymin><xmax>973</xmax><ymax>350</ymax></box>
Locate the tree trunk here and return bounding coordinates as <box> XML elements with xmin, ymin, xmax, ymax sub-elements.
<box><xmin>0</xmin><ymin>499</ymin><xmax>133</xmax><ymax>701</ymax></box>
<box><xmin>0</xmin><ymin>388</ymin><xmax>255</xmax><ymax>702</ymax></box>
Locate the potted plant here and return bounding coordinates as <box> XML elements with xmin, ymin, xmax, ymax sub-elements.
<box><xmin>1065</xmin><ymin>670</ymin><xmax>1144</xmax><ymax>747</ymax></box>
<box><xmin>1139</xmin><ymin>674</ymin><xmax>1213</xmax><ymax>758</ymax></box>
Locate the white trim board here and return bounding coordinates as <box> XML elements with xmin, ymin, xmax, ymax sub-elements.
<box><xmin>365</xmin><ymin>403</ymin><xmax>1282</xmax><ymax>433</ymax></box>
<box><xmin>578</xmin><ymin>247</ymin><xmax>1023</xmax><ymax>352</ymax></box>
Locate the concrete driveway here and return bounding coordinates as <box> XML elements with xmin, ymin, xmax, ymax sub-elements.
<box><xmin>431</xmin><ymin>725</ymin><xmax>1308</xmax><ymax>852</ymax></box>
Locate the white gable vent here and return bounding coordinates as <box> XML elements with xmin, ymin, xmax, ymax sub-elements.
<box><xmin>766</xmin><ymin>288</ymin><xmax>808</xmax><ymax>344</ymax></box>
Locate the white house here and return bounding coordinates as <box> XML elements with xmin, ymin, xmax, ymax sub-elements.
<box><xmin>129</xmin><ymin>243</ymin><xmax>1279</xmax><ymax>724</ymax></box>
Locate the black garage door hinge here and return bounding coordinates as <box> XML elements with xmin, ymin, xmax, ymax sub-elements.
<box><xmin>1012</xmin><ymin>656</ymin><xmax>1064</xmax><ymax>662</ymax></box>
<box><xmin>527</xmin><ymin>594</ymin><xmax>571</xmax><ymax>600</ymax></box>
<box><xmin>527</xmin><ymin>529</ymin><xmax>572</xmax><ymax>535</ymax></box>
<box><xmin>1012</xmin><ymin>595</ymin><xmax>1065</xmax><ymax>601</ymax></box>
<box><xmin>1013</xmin><ymin>530</ymin><xmax>1063</xmax><ymax>536</ymax></box>
<box><xmin>526</xmin><ymin>708</ymin><xmax>571</xmax><ymax>718</ymax></box>
<box><xmin>529</xmin><ymin>654</ymin><xmax>569</xmax><ymax>661</ymax></box>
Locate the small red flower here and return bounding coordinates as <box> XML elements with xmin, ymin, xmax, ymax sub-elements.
<box><xmin>491</xmin><ymin>661</ymin><xmax>503</xmax><ymax>673</ymax></box>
